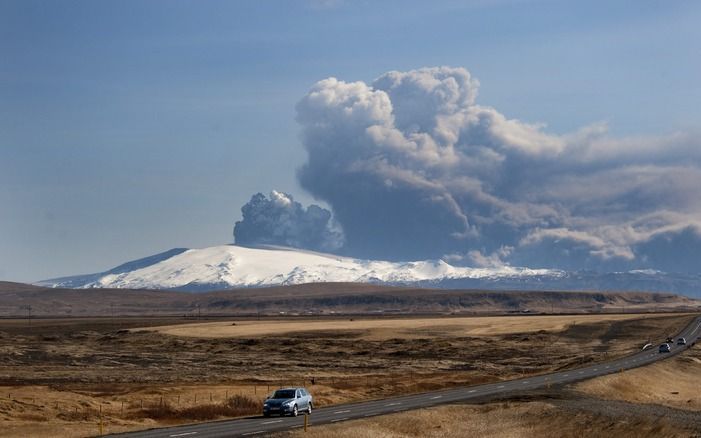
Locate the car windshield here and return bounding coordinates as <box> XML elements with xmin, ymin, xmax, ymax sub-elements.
<box><xmin>272</xmin><ymin>390</ymin><xmax>296</xmax><ymax>399</ymax></box>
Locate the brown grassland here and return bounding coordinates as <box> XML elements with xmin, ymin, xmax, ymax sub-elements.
<box><xmin>272</xmin><ymin>398</ymin><xmax>700</xmax><ymax>438</ymax></box>
<box><xmin>0</xmin><ymin>313</ymin><xmax>698</xmax><ymax>437</ymax></box>
<box><xmin>274</xmin><ymin>335</ymin><xmax>701</xmax><ymax>438</ymax></box>
<box><xmin>575</xmin><ymin>340</ymin><xmax>701</xmax><ymax>411</ymax></box>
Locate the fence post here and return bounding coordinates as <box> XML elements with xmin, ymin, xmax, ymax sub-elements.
<box><xmin>304</xmin><ymin>412</ymin><xmax>308</xmax><ymax>431</ymax></box>
<box><xmin>98</xmin><ymin>405</ymin><xmax>103</xmax><ymax>435</ymax></box>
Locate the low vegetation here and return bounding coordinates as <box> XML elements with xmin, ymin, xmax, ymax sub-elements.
<box><xmin>0</xmin><ymin>313</ymin><xmax>696</xmax><ymax>437</ymax></box>
<box><xmin>272</xmin><ymin>399</ymin><xmax>697</xmax><ymax>438</ymax></box>
<box><xmin>575</xmin><ymin>342</ymin><xmax>701</xmax><ymax>410</ymax></box>
<box><xmin>137</xmin><ymin>395</ymin><xmax>259</xmax><ymax>421</ymax></box>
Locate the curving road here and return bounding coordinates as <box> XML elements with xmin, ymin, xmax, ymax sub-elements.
<box><xmin>110</xmin><ymin>315</ymin><xmax>701</xmax><ymax>438</ymax></box>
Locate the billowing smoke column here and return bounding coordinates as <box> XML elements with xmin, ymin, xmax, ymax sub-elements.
<box><xmin>234</xmin><ymin>191</ymin><xmax>344</xmax><ymax>252</ymax></box>
<box><xmin>295</xmin><ymin>66</ymin><xmax>701</xmax><ymax>272</ymax></box>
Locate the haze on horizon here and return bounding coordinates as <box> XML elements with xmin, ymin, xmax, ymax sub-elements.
<box><xmin>2</xmin><ymin>1</ymin><xmax>701</xmax><ymax>282</ymax></box>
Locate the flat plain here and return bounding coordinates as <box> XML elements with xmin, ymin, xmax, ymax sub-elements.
<box><xmin>0</xmin><ymin>312</ymin><xmax>697</xmax><ymax>437</ymax></box>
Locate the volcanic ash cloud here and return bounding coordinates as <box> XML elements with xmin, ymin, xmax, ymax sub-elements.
<box><xmin>295</xmin><ymin>66</ymin><xmax>701</xmax><ymax>272</ymax></box>
<box><xmin>234</xmin><ymin>191</ymin><xmax>344</xmax><ymax>252</ymax></box>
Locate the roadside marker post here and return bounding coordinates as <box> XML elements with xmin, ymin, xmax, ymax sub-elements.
<box><xmin>98</xmin><ymin>405</ymin><xmax>104</xmax><ymax>435</ymax></box>
<box><xmin>304</xmin><ymin>413</ymin><xmax>308</xmax><ymax>432</ymax></box>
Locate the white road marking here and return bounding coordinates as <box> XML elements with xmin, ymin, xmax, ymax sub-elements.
<box><xmin>522</xmin><ymin>381</ymin><xmax>529</xmax><ymax>384</ymax></box>
<box><xmin>468</xmin><ymin>390</ymin><xmax>476</xmax><ymax>393</ymax></box>
<box><xmin>331</xmin><ymin>418</ymin><xmax>349</xmax><ymax>422</ymax></box>
<box><xmin>242</xmin><ymin>432</ymin><xmax>265</xmax><ymax>436</ymax></box>
<box><xmin>578</xmin><ymin>371</ymin><xmax>584</xmax><ymax>374</ymax></box>
<box><xmin>261</xmin><ymin>420</ymin><xmax>282</xmax><ymax>424</ymax></box>
<box><xmin>430</xmin><ymin>396</ymin><xmax>442</xmax><ymax>400</ymax></box>
<box><xmin>170</xmin><ymin>433</ymin><xmax>198</xmax><ymax>437</ymax></box>
<box><xmin>333</xmin><ymin>410</ymin><xmax>351</xmax><ymax>414</ymax></box>
<box><xmin>498</xmin><ymin>385</ymin><xmax>505</xmax><ymax>389</ymax></box>
<box><xmin>364</xmin><ymin>413</ymin><xmax>375</xmax><ymax>417</ymax></box>
<box><xmin>563</xmin><ymin>374</ymin><xmax>569</xmax><ymax>377</ymax></box>
<box><xmin>385</xmin><ymin>402</ymin><xmax>401</xmax><ymax>407</ymax></box>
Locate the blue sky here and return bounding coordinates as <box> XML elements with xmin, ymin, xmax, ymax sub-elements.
<box><xmin>2</xmin><ymin>0</ymin><xmax>700</xmax><ymax>281</ymax></box>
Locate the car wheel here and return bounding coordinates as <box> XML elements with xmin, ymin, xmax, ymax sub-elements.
<box><xmin>307</xmin><ymin>402</ymin><xmax>312</xmax><ymax>415</ymax></box>
<box><xmin>263</xmin><ymin>413</ymin><xmax>270</xmax><ymax>417</ymax></box>
<box><xmin>292</xmin><ymin>405</ymin><xmax>298</xmax><ymax>417</ymax></box>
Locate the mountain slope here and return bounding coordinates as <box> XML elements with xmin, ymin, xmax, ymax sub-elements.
<box><xmin>38</xmin><ymin>245</ymin><xmax>558</xmax><ymax>291</ymax></box>
<box><xmin>34</xmin><ymin>245</ymin><xmax>701</xmax><ymax>297</ymax></box>
<box><xmin>39</xmin><ymin>248</ymin><xmax>189</xmax><ymax>288</ymax></box>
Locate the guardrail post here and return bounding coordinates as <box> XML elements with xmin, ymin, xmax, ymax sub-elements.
<box><xmin>304</xmin><ymin>412</ymin><xmax>308</xmax><ymax>432</ymax></box>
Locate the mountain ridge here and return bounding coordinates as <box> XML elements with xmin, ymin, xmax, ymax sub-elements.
<box><xmin>35</xmin><ymin>244</ymin><xmax>701</xmax><ymax>298</ymax></box>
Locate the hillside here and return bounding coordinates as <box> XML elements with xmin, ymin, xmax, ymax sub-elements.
<box><xmin>34</xmin><ymin>245</ymin><xmax>701</xmax><ymax>297</ymax></box>
<box><xmin>1</xmin><ymin>281</ymin><xmax>698</xmax><ymax>317</ymax></box>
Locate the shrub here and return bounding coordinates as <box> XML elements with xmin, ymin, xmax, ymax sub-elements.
<box><xmin>133</xmin><ymin>395</ymin><xmax>259</xmax><ymax>421</ymax></box>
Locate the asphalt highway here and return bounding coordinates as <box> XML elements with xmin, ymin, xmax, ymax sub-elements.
<box><xmin>110</xmin><ymin>314</ymin><xmax>701</xmax><ymax>438</ymax></box>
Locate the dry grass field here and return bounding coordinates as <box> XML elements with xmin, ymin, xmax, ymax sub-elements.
<box><xmin>272</xmin><ymin>399</ymin><xmax>699</xmax><ymax>438</ymax></box>
<box><xmin>0</xmin><ymin>313</ymin><xmax>696</xmax><ymax>437</ymax></box>
<box><xmin>575</xmin><ymin>340</ymin><xmax>701</xmax><ymax>411</ymax></box>
<box><xmin>275</xmin><ymin>343</ymin><xmax>701</xmax><ymax>438</ymax></box>
<box><xmin>140</xmin><ymin>313</ymin><xmax>667</xmax><ymax>340</ymax></box>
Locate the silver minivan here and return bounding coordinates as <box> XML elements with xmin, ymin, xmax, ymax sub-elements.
<box><xmin>263</xmin><ymin>387</ymin><xmax>313</xmax><ymax>417</ymax></box>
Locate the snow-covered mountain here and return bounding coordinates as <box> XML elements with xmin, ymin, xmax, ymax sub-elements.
<box><xmin>38</xmin><ymin>245</ymin><xmax>558</xmax><ymax>290</ymax></box>
<box><xmin>37</xmin><ymin>245</ymin><xmax>701</xmax><ymax>297</ymax></box>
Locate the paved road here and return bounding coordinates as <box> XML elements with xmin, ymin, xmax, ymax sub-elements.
<box><xmin>110</xmin><ymin>315</ymin><xmax>701</xmax><ymax>438</ymax></box>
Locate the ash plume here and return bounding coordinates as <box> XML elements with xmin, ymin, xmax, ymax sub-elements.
<box><xmin>295</xmin><ymin>66</ymin><xmax>701</xmax><ymax>272</ymax></box>
<box><xmin>234</xmin><ymin>191</ymin><xmax>344</xmax><ymax>252</ymax></box>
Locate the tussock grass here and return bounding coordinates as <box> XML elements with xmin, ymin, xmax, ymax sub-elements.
<box><xmin>134</xmin><ymin>395</ymin><xmax>259</xmax><ymax>421</ymax></box>
<box><xmin>576</xmin><ymin>345</ymin><xmax>701</xmax><ymax>410</ymax></box>
<box><xmin>274</xmin><ymin>401</ymin><xmax>689</xmax><ymax>438</ymax></box>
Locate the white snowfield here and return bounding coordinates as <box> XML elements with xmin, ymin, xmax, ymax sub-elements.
<box><xmin>87</xmin><ymin>245</ymin><xmax>559</xmax><ymax>290</ymax></box>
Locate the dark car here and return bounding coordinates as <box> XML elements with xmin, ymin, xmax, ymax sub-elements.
<box><xmin>659</xmin><ymin>343</ymin><xmax>671</xmax><ymax>353</ymax></box>
<box><xmin>263</xmin><ymin>387</ymin><xmax>313</xmax><ymax>417</ymax></box>
<box><xmin>677</xmin><ymin>337</ymin><xmax>687</xmax><ymax>345</ymax></box>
